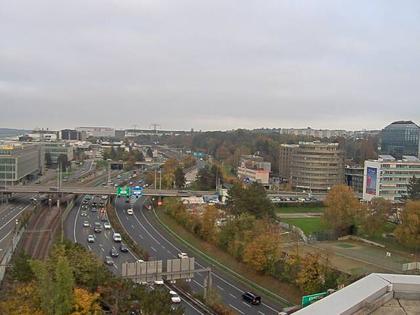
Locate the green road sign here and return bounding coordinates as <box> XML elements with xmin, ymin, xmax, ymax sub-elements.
<box><xmin>301</xmin><ymin>292</ymin><xmax>327</xmax><ymax>307</ymax></box>
<box><xmin>116</xmin><ymin>186</ymin><xmax>131</xmax><ymax>197</ymax></box>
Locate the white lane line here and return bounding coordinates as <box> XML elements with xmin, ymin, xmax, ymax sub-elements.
<box><xmin>100</xmin><ymin>247</ymin><xmax>104</xmax><ymax>252</ymax></box>
<box><xmin>242</xmin><ymin>302</ymin><xmax>251</xmax><ymax>308</ymax></box>
<box><xmin>229</xmin><ymin>304</ymin><xmax>244</xmax><ymax>315</ymax></box>
<box><xmin>0</xmin><ymin>204</ymin><xmax>30</xmax><ymax>232</ymax></box>
<box><xmin>161</xmin><ymin>245</ymin><xmax>166</xmax><ymax>250</ymax></box>
<box><xmin>0</xmin><ymin>229</ymin><xmax>12</xmax><ymax>243</ymax></box>
<box><xmin>229</xmin><ymin>293</ymin><xmax>237</xmax><ymax>299</ymax></box>
<box><xmin>217</xmin><ymin>285</ymin><xmax>225</xmax><ymax>292</ymax></box>
<box><xmin>131</xmin><ymin>209</ymin><xmax>161</xmax><ymax>245</ymax></box>
<box><xmin>138</xmin><ymin>234</ymin><xmax>144</xmax><ymax>239</ymax></box>
<box><xmin>113</xmin><ymin>264</ymin><xmax>118</xmax><ymax>270</ymax></box>
<box><xmin>193</xmin><ymin>279</ymin><xmax>204</xmax><ymax>288</ymax></box>
<box><xmin>131</xmin><ymin>224</ymin><xmax>135</xmax><ymax>229</ymax></box>
<box><xmin>104</xmin><ymin>233</ymin><xmax>109</xmax><ymax>240</ymax></box>
<box><xmin>145</xmin><ymin>209</ymin><xmax>281</xmax><ymax>314</ymax></box>
<box><xmin>258</xmin><ymin>311</ymin><xmax>266</xmax><ymax>315</ymax></box>
<box><xmin>73</xmin><ymin>202</ymin><xmax>82</xmax><ymax>243</ymax></box>
<box><xmin>150</xmin><ymin>246</ymin><xmax>157</xmax><ymax>252</ymax></box>
<box><xmin>87</xmin><ymin>245</ymin><xmax>91</xmax><ymax>251</ymax></box>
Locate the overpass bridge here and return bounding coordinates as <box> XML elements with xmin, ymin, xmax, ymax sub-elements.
<box><xmin>0</xmin><ymin>185</ymin><xmax>215</xmax><ymax>197</ymax></box>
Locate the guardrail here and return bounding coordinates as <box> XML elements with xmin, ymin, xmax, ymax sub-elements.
<box><xmin>0</xmin><ymin>227</ymin><xmax>25</xmax><ymax>283</ymax></box>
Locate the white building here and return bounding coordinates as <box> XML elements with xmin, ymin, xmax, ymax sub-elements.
<box><xmin>76</xmin><ymin>127</ymin><xmax>115</xmax><ymax>138</ymax></box>
<box><xmin>363</xmin><ymin>155</ymin><xmax>420</xmax><ymax>202</ymax></box>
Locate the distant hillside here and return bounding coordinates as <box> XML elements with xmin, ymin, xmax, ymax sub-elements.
<box><xmin>0</xmin><ymin>128</ymin><xmax>29</xmax><ymax>139</ymax></box>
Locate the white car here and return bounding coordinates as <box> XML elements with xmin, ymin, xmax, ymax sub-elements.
<box><xmin>113</xmin><ymin>233</ymin><xmax>122</xmax><ymax>242</ymax></box>
<box><xmin>87</xmin><ymin>235</ymin><xmax>95</xmax><ymax>243</ymax></box>
<box><xmin>101</xmin><ymin>195</ymin><xmax>108</xmax><ymax>200</ymax></box>
<box><xmin>177</xmin><ymin>252</ymin><xmax>188</xmax><ymax>259</ymax></box>
<box><xmin>169</xmin><ymin>291</ymin><xmax>181</xmax><ymax>303</ymax></box>
<box><xmin>154</xmin><ymin>280</ymin><xmax>164</xmax><ymax>285</ymax></box>
<box><xmin>127</xmin><ymin>208</ymin><xmax>133</xmax><ymax>215</ymax></box>
<box><xmin>83</xmin><ymin>221</ymin><xmax>90</xmax><ymax>227</ymax></box>
<box><xmin>103</xmin><ymin>221</ymin><xmax>111</xmax><ymax>229</ymax></box>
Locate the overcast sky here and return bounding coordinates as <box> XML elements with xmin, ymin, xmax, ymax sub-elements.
<box><xmin>1</xmin><ymin>0</ymin><xmax>420</xmax><ymax>131</ymax></box>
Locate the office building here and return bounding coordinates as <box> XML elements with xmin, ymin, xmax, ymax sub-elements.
<box><xmin>76</xmin><ymin>127</ymin><xmax>115</xmax><ymax>138</ymax></box>
<box><xmin>0</xmin><ymin>143</ymin><xmax>43</xmax><ymax>184</ymax></box>
<box><xmin>237</xmin><ymin>155</ymin><xmax>271</xmax><ymax>185</ymax></box>
<box><xmin>363</xmin><ymin>155</ymin><xmax>420</xmax><ymax>202</ymax></box>
<box><xmin>60</xmin><ymin>129</ymin><xmax>84</xmax><ymax>141</ymax></box>
<box><xmin>43</xmin><ymin>142</ymin><xmax>74</xmax><ymax>165</ymax></box>
<box><xmin>290</xmin><ymin>142</ymin><xmax>344</xmax><ymax>192</ymax></box>
<box><xmin>279</xmin><ymin>144</ymin><xmax>299</xmax><ymax>181</ymax></box>
<box><xmin>345</xmin><ymin>165</ymin><xmax>364</xmax><ymax>193</ymax></box>
<box><xmin>27</xmin><ymin>128</ymin><xmax>59</xmax><ymax>142</ymax></box>
<box><xmin>380</xmin><ymin>121</ymin><xmax>420</xmax><ymax>159</ymax></box>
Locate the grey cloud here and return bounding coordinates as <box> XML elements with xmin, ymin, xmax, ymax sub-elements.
<box><xmin>1</xmin><ymin>0</ymin><xmax>420</xmax><ymax>130</ymax></box>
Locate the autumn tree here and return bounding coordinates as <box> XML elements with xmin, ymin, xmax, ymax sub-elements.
<box><xmin>227</xmin><ymin>182</ymin><xmax>274</xmax><ymax>218</ymax></box>
<box><xmin>296</xmin><ymin>253</ymin><xmax>326</xmax><ymax>294</ymax></box>
<box><xmin>71</xmin><ymin>287</ymin><xmax>101</xmax><ymax>315</ymax></box>
<box><xmin>395</xmin><ymin>201</ymin><xmax>420</xmax><ymax>248</ymax></box>
<box><xmin>174</xmin><ymin>167</ymin><xmax>186</xmax><ymax>188</ymax></box>
<box><xmin>243</xmin><ymin>233</ymin><xmax>280</xmax><ymax>273</ymax></box>
<box><xmin>323</xmin><ymin>184</ymin><xmax>361</xmax><ymax>234</ymax></box>
<box><xmin>359</xmin><ymin>198</ymin><xmax>392</xmax><ymax>236</ymax></box>
<box><xmin>199</xmin><ymin>205</ymin><xmax>219</xmax><ymax>242</ymax></box>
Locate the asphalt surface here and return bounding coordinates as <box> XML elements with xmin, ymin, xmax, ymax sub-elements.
<box><xmin>116</xmin><ymin>196</ymin><xmax>285</xmax><ymax>315</ymax></box>
<box><xmin>65</xmin><ymin>197</ymin><xmax>203</xmax><ymax>315</ymax></box>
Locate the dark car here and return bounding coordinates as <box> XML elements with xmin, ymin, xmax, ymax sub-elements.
<box><xmin>242</xmin><ymin>292</ymin><xmax>261</xmax><ymax>305</ymax></box>
<box><xmin>120</xmin><ymin>244</ymin><xmax>129</xmax><ymax>253</ymax></box>
<box><xmin>110</xmin><ymin>247</ymin><xmax>119</xmax><ymax>257</ymax></box>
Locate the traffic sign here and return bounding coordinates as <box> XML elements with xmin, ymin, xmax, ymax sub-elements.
<box><xmin>116</xmin><ymin>186</ymin><xmax>131</xmax><ymax>197</ymax></box>
<box><xmin>301</xmin><ymin>292</ymin><xmax>328</xmax><ymax>307</ymax></box>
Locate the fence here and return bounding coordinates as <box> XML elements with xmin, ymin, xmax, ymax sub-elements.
<box><xmin>0</xmin><ymin>227</ymin><xmax>26</xmax><ymax>283</ymax></box>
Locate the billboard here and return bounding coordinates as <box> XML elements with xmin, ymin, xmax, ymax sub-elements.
<box><xmin>366</xmin><ymin>167</ymin><xmax>377</xmax><ymax>195</ymax></box>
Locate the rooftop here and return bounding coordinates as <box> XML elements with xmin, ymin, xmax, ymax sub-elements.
<box><xmin>295</xmin><ymin>273</ymin><xmax>420</xmax><ymax>315</ymax></box>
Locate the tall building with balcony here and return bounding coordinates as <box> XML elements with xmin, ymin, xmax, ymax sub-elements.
<box><xmin>290</xmin><ymin>142</ymin><xmax>344</xmax><ymax>192</ymax></box>
<box><xmin>379</xmin><ymin>121</ymin><xmax>420</xmax><ymax>159</ymax></box>
<box><xmin>0</xmin><ymin>143</ymin><xmax>43</xmax><ymax>184</ymax></box>
<box><xmin>279</xmin><ymin>144</ymin><xmax>299</xmax><ymax>181</ymax></box>
<box><xmin>363</xmin><ymin>155</ymin><xmax>420</xmax><ymax>202</ymax></box>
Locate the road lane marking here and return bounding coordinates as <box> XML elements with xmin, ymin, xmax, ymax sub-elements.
<box><xmin>100</xmin><ymin>247</ymin><xmax>104</xmax><ymax>252</ymax></box>
<box><xmin>151</xmin><ymin>246</ymin><xmax>157</xmax><ymax>252</ymax></box>
<box><xmin>131</xmin><ymin>224</ymin><xmax>135</xmax><ymax>229</ymax></box>
<box><xmin>242</xmin><ymin>302</ymin><xmax>251</xmax><ymax>308</ymax></box>
<box><xmin>258</xmin><ymin>311</ymin><xmax>265</xmax><ymax>315</ymax></box>
<box><xmin>229</xmin><ymin>293</ymin><xmax>237</xmax><ymax>299</ymax></box>
<box><xmin>113</xmin><ymin>264</ymin><xmax>118</xmax><ymax>270</ymax></box>
<box><xmin>146</xmin><ymin>209</ymin><xmax>282</xmax><ymax>313</ymax></box>
<box><xmin>193</xmin><ymin>279</ymin><xmax>204</xmax><ymax>288</ymax></box>
<box><xmin>0</xmin><ymin>230</ymin><xmax>12</xmax><ymax>243</ymax></box>
<box><xmin>229</xmin><ymin>304</ymin><xmax>244</xmax><ymax>315</ymax></box>
<box><xmin>87</xmin><ymin>245</ymin><xmax>91</xmax><ymax>251</ymax></box>
<box><xmin>217</xmin><ymin>285</ymin><xmax>225</xmax><ymax>291</ymax></box>
<box><xmin>138</xmin><ymin>234</ymin><xmax>144</xmax><ymax>239</ymax></box>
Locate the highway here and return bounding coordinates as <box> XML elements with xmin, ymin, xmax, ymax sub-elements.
<box><xmin>116</xmin><ymin>196</ymin><xmax>286</xmax><ymax>315</ymax></box>
<box><xmin>65</xmin><ymin>197</ymin><xmax>206</xmax><ymax>315</ymax></box>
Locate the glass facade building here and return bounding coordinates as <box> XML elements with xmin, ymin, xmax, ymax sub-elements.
<box><xmin>380</xmin><ymin>121</ymin><xmax>420</xmax><ymax>159</ymax></box>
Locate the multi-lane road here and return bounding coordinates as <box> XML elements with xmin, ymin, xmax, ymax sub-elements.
<box><xmin>65</xmin><ymin>196</ymin><xmax>205</xmax><ymax>315</ymax></box>
<box><xmin>115</xmin><ymin>196</ymin><xmax>287</xmax><ymax>315</ymax></box>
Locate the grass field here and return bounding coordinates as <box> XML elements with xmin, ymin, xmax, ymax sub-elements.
<box><xmin>282</xmin><ymin>217</ymin><xmax>327</xmax><ymax>234</ymax></box>
<box><xmin>275</xmin><ymin>205</ymin><xmax>325</xmax><ymax>214</ymax></box>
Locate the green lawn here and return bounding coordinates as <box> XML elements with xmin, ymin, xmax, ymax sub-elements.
<box><xmin>282</xmin><ymin>217</ymin><xmax>327</xmax><ymax>235</ymax></box>
<box><xmin>275</xmin><ymin>205</ymin><xmax>325</xmax><ymax>214</ymax></box>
